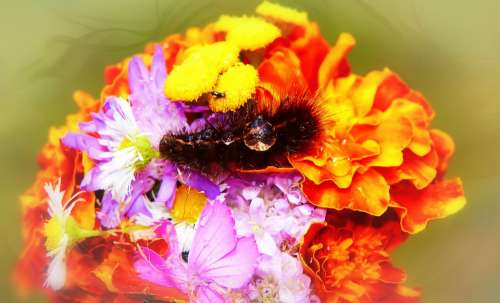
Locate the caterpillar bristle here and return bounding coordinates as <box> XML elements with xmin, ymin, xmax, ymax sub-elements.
<box><xmin>160</xmin><ymin>89</ymin><xmax>332</xmax><ymax>172</ymax></box>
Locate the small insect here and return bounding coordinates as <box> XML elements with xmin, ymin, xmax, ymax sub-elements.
<box><xmin>160</xmin><ymin>91</ymin><xmax>330</xmax><ymax>171</ymax></box>
<box><xmin>210</xmin><ymin>91</ymin><xmax>226</xmax><ymax>98</ymax></box>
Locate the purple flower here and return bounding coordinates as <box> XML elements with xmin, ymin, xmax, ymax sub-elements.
<box><xmin>63</xmin><ymin>96</ymin><xmax>151</xmax><ymax>201</ymax></box>
<box><xmin>61</xmin><ymin>45</ymin><xmax>221</xmax><ymax>228</ymax></box>
<box><xmin>128</xmin><ymin>45</ymin><xmax>188</xmax><ymax>147</ymax></box>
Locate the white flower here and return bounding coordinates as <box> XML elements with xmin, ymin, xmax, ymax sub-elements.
<box><xmin>43</xmin><ymin>179</ymin><xmax>99</xmax><ymax>290</ymax></box>
<box><xmin>43</xmin><ymin>180</ymin><xmax>81</xmax><ymax>290</ymax></box>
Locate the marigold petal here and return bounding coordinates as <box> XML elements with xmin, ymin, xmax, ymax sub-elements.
<box><xmin>353</xmin><ymin>100</ymin><xmax>414</xmax><ymax>167</ymax></box>
<box><xmin>165</xmin><ymin>41</ymin><xmax>239</xmax><ymax>101</ymax></box>
<box><xmin>209</xmin><ymin>63</ymin><xmax>258</xmax><ymax>112</ymax></box>
<box><xmin>101</xmin><ymin>60</ymin><xmax>130</xmax><ymax>101</ymax></box>
<box><xmin>215</xmin><ymin>15</ymin><xmax>281</xmax><ymax>51</ymax></box>
<box><xmin>430</xmin><ymin>128</ymin><xmax>455</xmax><ymax>176</ymax></box>
<box><xmin>391</xmin><ymin>178</ymin><xmax>466</xmax><ymax>234</ymax></box>
<box><xmin>290</xmin><ymin>22</ymin><xmax>330</xmax><ymax>91</ymax></box>
<box><xmin>380</xmin><ymin>149</ymin><xmax>438</xmax><ymax>189</ymax></box>
<box><xmin>378</xmin><ymin>262</ymin><xmax>406</xmax><ymax>284</ymax></box>
<box><xmin>393</xmin><ymin>98</ymin><xmax>432</xmax><ymax>156</ymax></box>
<box><xmin>373</xmin><ymin>71</ymin><xmax>410</xmax><ymax>112</ymax></box>
<box><xmin>318</xmin><ymin>32</ymin><xmax>356</xmax><ymax>89</ymax></box>
<box><xmin>350</xmin><ymin>70</ymin><xmax>389</xmax><ymax>118</ymax></box>
<box><xmin>72</xmin><ymin>191</ymin><xmax>96</xmax><ymax>230</ymax></box>
<box><xmin>302</xmin><ymin>169</ymin><xmax>390</xmax><ymax>216</ymax></box>
<box><xmin>258</xmin><ymin>46</ymin><xmax>307</xmax><ymax>96</ymax></box>
<box><xmin>300</xmin><ymin>213</ymin><xmax>413</xmax><ymax>303</ymax></box>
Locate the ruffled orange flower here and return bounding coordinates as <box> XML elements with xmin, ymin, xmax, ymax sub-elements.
<box><xmin>252</xmin><ymin>13</ymin><xmax>465</xmax><ymax>233</ymax></box>
<box><xmin>300</xmin><ymin>210</ymin><xmax>420</xmax><ymax>303</ymax></box>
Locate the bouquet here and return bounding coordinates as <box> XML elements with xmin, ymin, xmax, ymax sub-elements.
<box><xmin>15</xmin><ymin>2</ymin><xmax>465</xmax><ymax>302</ymax></box>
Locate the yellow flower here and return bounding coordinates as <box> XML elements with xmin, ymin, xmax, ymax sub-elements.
<box><xmin>209</xmin><ymin>63</ymin><xmax>259</xmax><ymax>112</ymax></box>
<box><xmin>214</xmin><ymin>15</ymin><xmax>281</xmax><ymax>50</ymax></box>
<box><xmin>165</xmin><ymin>41</ymin><xmax>239</xmax><ymax>101</ymax></box>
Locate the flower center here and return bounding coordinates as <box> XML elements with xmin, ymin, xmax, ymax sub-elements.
<box><xmin>119</xmin><ymin>134</ymin><xmax>158</xmax><ymax>169</ymax></box>
<box><xmin>254</xmin><ymin>278</ymin><xmax>279</xmax><ymax>303</ymax></box>
<box><xmin>44</xmin><ymin>216</ymin><xmax>101</xmax><ymax>251</ymax></box>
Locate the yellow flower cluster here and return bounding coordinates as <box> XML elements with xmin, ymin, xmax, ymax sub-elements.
<box><xmin>164</xmin><ymin>13</ymin><xmax>284</xmax><ymax>112</ymax></box>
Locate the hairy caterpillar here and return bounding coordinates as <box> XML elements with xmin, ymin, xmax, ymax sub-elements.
<box><xmin>159</xmin><ymin>92</ymin><xmax>330</xmax><ymax>171</ymax></box>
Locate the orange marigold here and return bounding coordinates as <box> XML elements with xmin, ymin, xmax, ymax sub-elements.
<box><xmin>252</xmin><ymin>21</ymin><xmax>466</xmax><ymax>234</ymax></box>
<box><xmin>300</xmin><ymin>211</ymin><xmax>420</xmax><ymax>303</ymax></box>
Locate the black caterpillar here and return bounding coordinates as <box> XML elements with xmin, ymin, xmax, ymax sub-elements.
<box><xmin>159</xmin><ymin>93</ymin><xmax>328</xmax><ymax>171</ymax></box>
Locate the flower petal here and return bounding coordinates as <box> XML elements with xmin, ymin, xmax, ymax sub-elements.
<box><xmin>302</xmin><ymin>169</ymin><xmax>390</xmax><ymax>216</ymax></box>
<box><xmin>391</xmin><ymin>178</ymin><xmax>466</xmax><ymax>234</ymax></box>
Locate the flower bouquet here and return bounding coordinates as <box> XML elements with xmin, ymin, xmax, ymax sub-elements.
<box><xmin>15</xmin><ymin>2</ymin><xmax>465</xmax><ymax>302</ymax></box>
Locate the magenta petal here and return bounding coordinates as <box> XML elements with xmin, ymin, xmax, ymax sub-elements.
<box><xmin>188</xmin><ymin>203</ymin><xmax>237</xmax><ymax>274</ymax></box>
<box><xmin>155</xmin><ymin>221</ymin><xmax>180</xmax><ymax>257</ymax></box>
<box><xmin>134</xmin><ymin>247</ymin><xmax>178</xmax><ymax>288</ymax></box>
<box><xmin>197</xmin><ymin>236</ymin><xmax>258</xmax><ymax>289</ymax></box>
<box><xmin>196</xmin><ymin>285</ymin><xmax>224</xmax><ymax>303</ymax></box>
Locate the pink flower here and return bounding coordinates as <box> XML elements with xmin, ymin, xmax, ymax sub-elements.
<box><xmin>134</xmin><ymin>202</ymin><xmax>259</xmax><ymax>302</ymax></box>
<box><xmin>249</xmin><ymin>252</ymin><xmax>315</xmax><ymax>303</ymax></box>
<box><xmin>227</xmin><ymin>173</ymin><xmax>326</xmax><ymax>255</ymax></box>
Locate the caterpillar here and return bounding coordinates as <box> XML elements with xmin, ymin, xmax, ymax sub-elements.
<box><xmin>159</xmin><ymin>91</ymin><xmax>330</xmax><ymax>171</ymax></box>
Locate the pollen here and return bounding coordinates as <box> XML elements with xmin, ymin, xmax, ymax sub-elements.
<box><xmin>214</xmin><ymin>15</ymin><xmax>281</xmax><ymax>51</ymax></box>
<box><xmin>209</xmin><ymin>63</ymin><xmax>258</xmax><ymax>112</ymax></box>
<box><xmin>165</xmin><ymin>41</ymin><xmax>239</xmax><ymax>101</ymax></box>
<box><xmin>256</xmin><ymin>1</ymin><xmax>309</xmax><ymax>26</ymax></box>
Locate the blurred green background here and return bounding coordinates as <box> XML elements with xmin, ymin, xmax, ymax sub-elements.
<box><xmin>1</xmin><ymin>0</ymin><xmax>499</xmax><ymax>302</ymax></box>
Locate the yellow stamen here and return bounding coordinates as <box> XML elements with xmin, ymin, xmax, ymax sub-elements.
<box><xmin>209</xmin><ymin>63</ymin><xmax>258</xmax><ymax>112</ymax></box>
<box><xmin>214</xmin><ymin>15</ymin><xmax>281</xmax><ymax>51</ymax></box>
<box><xmin>165</xmin><ymin>42</ymin><xmax>240</xmax><ymax>101</ymax></box>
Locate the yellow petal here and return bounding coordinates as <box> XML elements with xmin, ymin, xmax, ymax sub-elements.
<box><xmin>215</xmin><ymin>15</ymin><xmax>281</xmax><ymax>51</ymax></box>
<box><xmin>209</xmin><ymin>63</ymin><xmax>258</xmax><ymax>112</ymax></box>
<box><xmin>256</xmin><ymin>1</ymin><xmax>309</xmax><ymax>26</ymax></box>
<box><xmin>170</xmin><ymin>185</ymin><xmax>207</xmax><ymax>224</ymax></box>
<box><xmin>165</xmin><ymin>41</ymin><xmax>239</xmax><ymax>101</ymax></box>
